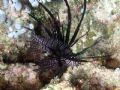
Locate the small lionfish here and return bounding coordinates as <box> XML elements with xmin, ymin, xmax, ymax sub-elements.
<box><xmin>27</xmin><ymin>0</ymin><xmax>100</xmax><ymax>71</ymax></box>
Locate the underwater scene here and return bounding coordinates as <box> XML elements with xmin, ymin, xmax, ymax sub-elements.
<box><xmin>0</xmin><ymin>0</ymin><xmax>120</xmax><ymax>90</ymax></box>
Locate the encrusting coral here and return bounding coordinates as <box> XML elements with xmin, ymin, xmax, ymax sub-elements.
<box><xmin>0</xmin><ymin>63</ymin><xmax>42</xmax><ymax>90</ymax></box>
<box><xmin>96</xmin><ymin>25</ymin><xmax>120</xmax><ymax>68</ymax></box>
<box><xmin>42</xmin><ymin>62</ymin><xmax>120</xmax><ymax>90</ymax></box>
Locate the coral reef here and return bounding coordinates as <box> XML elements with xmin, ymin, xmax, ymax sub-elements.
<box><xmin>96</xmin><ymin>25</ymin><xmax>120</xmax><ymax>68</ymax></box>
<box><xmin>42</xmin><ymin>62</ymin><xmax>120</xmax><ymax>90</ymax></box>
<box><xmin>0</xmin><ymin>63</ymin><xmax>42</xmax><ymax>90</ymax></box>
<box><xmin>92</xmin><ymin>0</ymin><xmax>120</xmax><ymax>24</ymax></box>
<box><xmin>0</xmin><ymin>0</ymin><xmax>120</xmax><ymax>90</ymax></box>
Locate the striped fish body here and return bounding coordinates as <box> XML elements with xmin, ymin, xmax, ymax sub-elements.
<box><xmin>36</xmin><ymin>57</ymin><xmax>79</xmax><ymax>72</ymax></box>
<box><xmin>32</xmin><ymin>33</ymin><xmax>73</xmax><ymax>57</ymax></box>
<box><xmin>29</xmin><ymin>33</ymin><xmax>80</xmax><ymax>71</ymax></box>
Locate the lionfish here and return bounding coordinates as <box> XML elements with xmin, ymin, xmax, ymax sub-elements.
<box><xmin>26</xmin><ymin>0</ymin><xmax>100</xmax><ymax>71</ymax></box>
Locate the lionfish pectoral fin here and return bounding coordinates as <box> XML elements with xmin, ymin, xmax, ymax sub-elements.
<box><xmin>73</xmin><ymin>37</ymin><xmax>102</xmax><ymax>57</ymax></box>
<box><xmin>29</xmin><ymin>13</ymin><xmax>52</xmax><ymax>37</ymax></box>
<box><xmin>69</xmin><ymin>0</ymin><xmax>87</xmax><ymax>46</ymax></box>
<box><xmin>38</xmin><ymin>2</ymin><xmax>63</xmax><ymax>40</ymax></box>
<box><xmin>64</xmin><ymin>0</ymin><xmax>72</xmax><ymax>44</ymax></box>
<box><xmin>70</xmin><ymin>29</ymin><xmax>90</xmax><ymax>47</ymax></box>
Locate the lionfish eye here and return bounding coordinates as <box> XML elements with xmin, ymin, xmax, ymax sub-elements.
<box><xmin>70</xmin><ymin>56</ymin><xmax>74</xmax><ymax>59</ymax></box>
